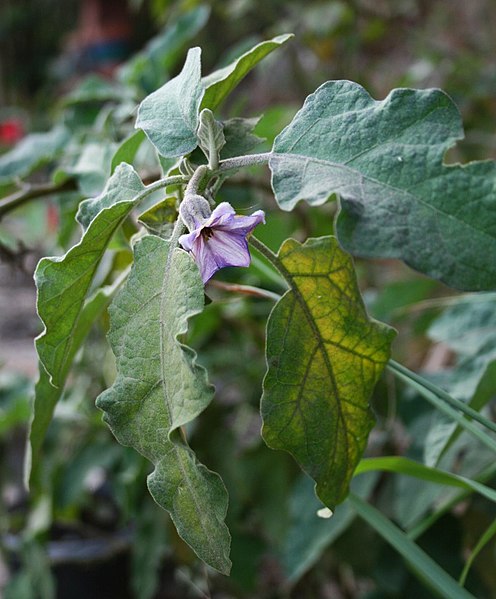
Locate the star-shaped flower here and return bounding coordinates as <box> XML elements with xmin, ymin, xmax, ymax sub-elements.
<box><xmin>179</xmin><ymin>201</ymin><xmax>265</xmax><ymax>283</ymax></box>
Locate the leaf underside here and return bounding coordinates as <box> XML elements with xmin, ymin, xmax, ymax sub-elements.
<box><xmin>261</xmin><ymin>236</ymin><xmax>395</xmax><ymax>508</ymax></box>
<box><xmin>96</xmin><ymin>235</ymin><xmax>231</xmax><ymax>574</ymax></box>
<box><xmin>270</xmin><ymin>80</ymin><xmax>496</xmax><ymax>291</ymax></box>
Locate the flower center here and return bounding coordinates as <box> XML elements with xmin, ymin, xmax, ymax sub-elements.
<box><xmin>201</xmin><ymin>227</ymin><xmax>214</xmax><ymax>240</ymax></box>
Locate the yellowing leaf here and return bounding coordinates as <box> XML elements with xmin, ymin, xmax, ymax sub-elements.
<box><xmin>261</xmin><ymin>237</ymin><xmax>395</xmax><ymax>508</ymax></box>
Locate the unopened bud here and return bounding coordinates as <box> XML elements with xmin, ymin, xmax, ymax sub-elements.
<box><xmin>179</xmin><ymin>194</ymin><xmax>211</xmax><ymax>231</ymax></box>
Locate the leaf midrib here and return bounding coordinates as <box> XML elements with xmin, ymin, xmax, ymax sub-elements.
<box><xmin>272</xmin><ymin>152</ymin><xmax>496</xmax><ymax>251</ymax></box>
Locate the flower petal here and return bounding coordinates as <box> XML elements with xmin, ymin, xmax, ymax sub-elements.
<box><xmin>191</xmin><ymin>236</ymin><xmax>221</xmax><ymax>283</ymax></box>
<box><xmin>178</xmin><ymin>229</ymin><xmax>202</xmax><ymax>252</ymax></box>
<box><xmin>215</xmin><ymin>210</ymin><xmax>265</xmax><ymax>235</ymax></box>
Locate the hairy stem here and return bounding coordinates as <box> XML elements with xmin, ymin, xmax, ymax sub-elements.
<box><xmin>185</xmin><ymin>164</ymin><xmax>209</xmax><ymax>197</ymax></box>
<box><xmin>218</xmin><ymin>152</ymin><xmax>271</xmax><ymax>173</ymax></box>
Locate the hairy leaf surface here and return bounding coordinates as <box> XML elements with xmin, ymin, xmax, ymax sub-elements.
<box><xmin>261</xmin><ymin>237</ymin><xmax>395</xmax><ymax>508</ymax></box>
<box><xmin>201</xmin><ymin>34</ymin><xmax>293</xmax><ymax>111</ymax></box>
<box><xmin>35</xmin><ymin>165</ymin><xmax>145</xmax><ymax>386</ymax></box>
<box><xmin>136</xmin><ymin>47</ymin><xmax>204</xmax><ymax>157</ymax></box>
<box><xmin>270</xmin><ymin>80</ymin><xmax>496</xmax><ymax>290</ymax></box>
<box><xmin>96</xmin><ymin>235</ymin><xmax>231</xmax><ymax>573</ymax></box>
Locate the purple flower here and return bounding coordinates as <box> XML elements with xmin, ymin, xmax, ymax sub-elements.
<box><xmin>179</xmin><ymin>201</ymin><xmax>265</xmax><ymax>283</ymax></box>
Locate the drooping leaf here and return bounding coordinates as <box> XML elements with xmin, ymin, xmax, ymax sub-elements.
<box><xmin>201</xmin><ymin>34</ymin><xmax>293</xmax><ymax>112</ymax></box>
<box><xmin>96</xmin><ymin>234</ymin><xmax>231</xmax><ymax>574</ymax></box>
<box><xmin>35</xmin><ymin>165</ymin><xmax>146</xmax><ymax>387</ymax></box>
<box><xmin>270</xmin><ymin>80</ymin><xmax>496</xmax><ymax>291</ymax></box>
<box><xmin>118</xmin><ymin>6</ymin><xmax>210</xmax><ymax>94</ymax></box>
<box><xmin>26</xmin><ymin>271</ymin><xmax>129</xmax><ymax>488</ymax></box>
<box><xmin>136</xmin><ymin>47</ymin><xmax>204</xmax><ymax>158</ymax></box>
<box><xmin>0</xmin><ymin>126</ymin><xmax>69</xmax><ymax>183</ymax></box>
<box><xmin>261</xmin><ymin>236</ymin><xmax>395</xmax><ymax>508</ymax></box>
<box><xmin>111</xmin><ymin>130</ymin><xmax>146</xmax><ymax>174</ymax></box>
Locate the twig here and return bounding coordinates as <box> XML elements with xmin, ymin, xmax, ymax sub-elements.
<box><xmin>207</xmin><ymin>279</ymin><xmax>281</xmax><ymax>301</ymax></box>
<box><xmin>0</xmin><ymin>178</ymin><xmax>78</xmax><ymax>221</ymax></box>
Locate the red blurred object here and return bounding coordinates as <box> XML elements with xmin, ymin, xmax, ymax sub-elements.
<box><xmin>0</xmin><ymin>118</ymin><xmax>25</xmax><ymax>145</ymax></box>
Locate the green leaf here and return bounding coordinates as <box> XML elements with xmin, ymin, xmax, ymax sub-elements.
<box><xmin>201</xmin><ymin>34</ymin><xmax>293</xmax><ymax>112</ymax></box>
<box><xmin>111</xmin><ymin>130</ymin><xmax>146</xmax><ymax>174</ymax></box>
<box><xmin>197</xmin><ymin>108</ymin><xmax>225</xmax><ymax>165</ymax></box>
<box><xmin>138</xmin><ymin>196</ymin><xmax>177</xmax><ymax>237</ymax></box>
<box><xmin>54</xmin><ymin>141</ymin><xmax>116</xmax><ymax>196</ymax></box>
<box><xmin>270</xmin><ymin>80</ymin><xmax>496</xmax><ymax>291</ymax></box>
<box><xmin>77</xmin><ymin>162</ymin><xmax>145</xmax><ymax>229</ymax></box>
<box><xmin>35</xmin><ymin>165</ymin><xmax>146</xmax><ymax>387</ymax></box>
<box><xmin>118</xmin><ymin>6</ymin><xmax>210</xmax><ymax>93</ymax></box>
<box><xmin>96</xmin><ymin>234</ymin><xmax>231</xmax><ymax>573</ymax></box>
<box><xmin>261</xmin><ymin>236</ymin><xmax>395</xmax><ymax>508</ymax></box>
<box><xmin>63</xmin><ymin>74</ymin><xmax>134</xmax><ymax>105</ymax></box>
<box><xmin>388</xmin><ymin>360</ymin><xmax>496</xmax><ymax>455</ymax></box>
<box><xmin>355</xmin><ymin>457</ymin><xmax>496</xmax><ymax>505</ymax></box>
<box><xmin>0</xmin><ymin>126</ymin><xmax>69</xmax><ymax>183</ymax></box>
<box><xmin>425</xmin><ymin>295</ymin><xmax>496</xmax><ymax>465</ymax></box>
<box><xmin>221</xmin><ymin>117</ymin><xmax>264</xmax><ymax>158</ymax></box>
<box><xmin>349</xmin><ymin>494</ymin><xmax>475</xmax><ymax>599</ymax></box>
<box><xmin>282</xmin><ymin>471</ymin><xmax>378</xmax><ymax>583</ymax></box>
<box><xmin>136</xmin><ymin>47</ymin><xmax>204</xmax><ymax>158</ymax></box>
<box><xmin>25</xmin><ymin>271</ymin><xmax>129</xmax><ymax>488</ymax></box>
<box><xmin>459</xmin><ymin>516</ymin><xmax>496</xmax><ymax>586</ymax></box>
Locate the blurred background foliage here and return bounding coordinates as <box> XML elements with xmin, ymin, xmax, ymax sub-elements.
<box><xmin>1</xmin><ymin>0</ymin><xmax>496</xmax><ymax>598</ymax></box>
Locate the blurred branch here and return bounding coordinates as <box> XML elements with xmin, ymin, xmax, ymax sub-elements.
<box><xmin>0</xmin><ymin>178</ymin><xmax>78</xmax><ymax>221</ymax></box>
<box><xmin>0</xmin><ymin>238</ymin><xmax>30</xmax><ymax>271</ymax></box>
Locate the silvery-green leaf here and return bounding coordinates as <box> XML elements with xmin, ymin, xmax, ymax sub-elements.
<box><xmin>197</xmin><ymin>108</ymin><xmax>225</xmax><ymax>164</ymax></box>
<box><xmin>77</xmin><ymin>163</ymin><xmax>145</xmax><ymax>229</ymax></box>
<box><xmin>270</xmin><ymin>80</ymin><xmax>496</xmax><ymax>291</ymax></box>
<box><xmin>136</xmin><ymin>47</ymin><xmax>204</xmax><ymax>158</ymax></box>
<box><xmin>96</xmin><ymin>235</ymin><xmax>231</xmax><ymax>574</ymax></box>
<box><xmin>35</xmin><ymin>165</ymin><xmax>145</xmax><ymax>388</ymax></box>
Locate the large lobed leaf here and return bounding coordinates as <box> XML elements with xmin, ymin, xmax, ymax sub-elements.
<box><xmin>96</xmin><ymin>235</ymin><xmax>231</xmax><ymax>574</ymax></box>
<box><xmin>261</xmin><ymin>236</ymin><xmax>395</xmax><ymax>508</ymax></box>
<box><xmin>35</xmin><ymin>164</ymin><xmax>145</xmax><ymax>388</ymax></box>
<box><xmin>270</xmin><ymin>80</ymin><xmax>496</xmax><ymax>291</ymax></box>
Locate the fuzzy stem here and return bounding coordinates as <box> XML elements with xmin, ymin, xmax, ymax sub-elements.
<box><xmin>218</xmin><ymin>152</ymin><xmax>271</xmax><ymax>173</ymax></box>
<box><xmin>185</xmin><ymin>164</ymin><xmax>209</xmax><ymax>197</ymax></box>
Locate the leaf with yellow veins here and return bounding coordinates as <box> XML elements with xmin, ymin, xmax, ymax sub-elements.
<box><xmin>261</xmin><ymin>236</ymin><xmax>395</xmax><ymax>508</ymax></box>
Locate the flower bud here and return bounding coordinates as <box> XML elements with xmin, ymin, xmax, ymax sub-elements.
<box><xmin>179</xmin><ymin>194</ymin><xmax>211</xmax><ymax>231</ymax></box>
